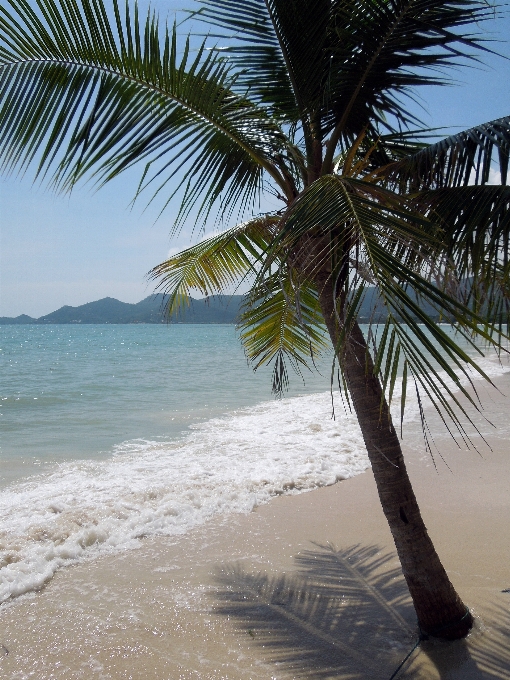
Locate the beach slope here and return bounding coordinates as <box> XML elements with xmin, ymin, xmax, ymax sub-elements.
<box><xmin>1</xmin><ymin>377</ymin><xmax>509</xmax><ymax>679</ymax></box>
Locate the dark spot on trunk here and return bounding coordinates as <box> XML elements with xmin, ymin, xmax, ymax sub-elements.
<box><xmin>399</xmin><ymin>506</ymin><xmax>409</xmax><ymax>524</ymax></box>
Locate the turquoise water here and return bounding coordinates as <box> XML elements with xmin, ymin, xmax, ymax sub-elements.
<box><xmin>1</xmin><ymin>323</ymin><xmax>508</xmax><ymax>604</ymax></box>
<box><xmin>1</xmin><ymin>323</ymin><xmax>506</xmax><ymax>487</ymax></box>
<box><xmin>0</xmin><ymin>324</ymin><xmax>333</xmax><ymax>486</ymax></box>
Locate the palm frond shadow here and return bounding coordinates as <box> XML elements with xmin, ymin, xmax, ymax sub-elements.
<box><xmin>213</xmin><ymin>544</ymin><xmax>417</xmax><ymax>679</ymax></box>
<box><xmin>213</xmin><ymin>544</ymin><xmax>510</xmax><ymax>679</ymax></box>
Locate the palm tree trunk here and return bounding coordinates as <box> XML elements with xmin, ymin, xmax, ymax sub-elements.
<box><xmin>316</xmin><ymin>272</ymin><xmax>473</xmax><ymax>639</ymax></box>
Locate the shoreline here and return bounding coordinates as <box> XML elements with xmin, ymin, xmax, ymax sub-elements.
<box><xmin>1</xmin><ymin>374</ymin><xmax>510</xmax><ymax>678</ymax></box>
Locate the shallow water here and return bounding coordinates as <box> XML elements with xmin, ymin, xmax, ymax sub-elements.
<box><xmin>0</xmin><ymin>323</ymin><xmax>507</xmax><ymax>603</ymax></box>
<box><xmin>0</xmin><ymin>324</ymin><xmax>334</xmax><ymax>484</ymax></box>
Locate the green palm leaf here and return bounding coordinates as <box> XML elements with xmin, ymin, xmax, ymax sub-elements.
<box><xmin>380</xmin><ymin>116</ymin><xmax>510</xmax><ymax>191</ymax></box>
<box><xmin>148</xmin><ymin>214</ymin><xmax>278</xmax><ymax>315</ymax></box>
<box><xmin>0</xmin><ymin>0</ymin><xmax>291</xmax><ymax>223</ymax></box>
<box><xmin>192</xmin><ymin>0</ymin><xmax>298</xmax><ymax>119</ymax></box>
<box><xmin>262</xmin><ymin>173</ymin><xmax>507</xmax><ymax>428</ymax></box>
<box><xmin>411</xmin><ymin>184</ymin><xmax>510</xmax><ymax>325</ymax></box>
<box><xmin>240</xmin><ymin>271</ymin><xmax>328</xmax><ymax>394</ymax></box>
<box><xmin>320</xmin><ymin>0</ymin><xmax>498</xmax><ymax>170</ymax></box>
<box><xmin>269</xmin><ymin>175</ymin><xmax>439</xmax><ymax>277</ymax></box>
<box><xmin>192</xmin><ymin>0</ymin><xmax>500</xmax><ymax>183</ymax></box>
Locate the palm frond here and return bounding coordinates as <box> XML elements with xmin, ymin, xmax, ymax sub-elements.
<box><xmin>321</xmin><ymin>0</ymin><xmax>500</xmax><ymax>170</ymax></box>
<box><xmin>196</xmin><ymin>0</ymin><xmax>498</xmax><ymax>133</ymax></box>
<box><xmin>350</xmin><ymin>224</ymin><xmax>508</xmax><ymax>435</ymax></box>
<box><xmin>411</xmin><ymin>185</ymin><xmax>510</xmax><ymax>326</ymax></box>
<box><xmin>269</xmin><ymin>175</ymin><xmax>439</xmax><ymax>277</ymax></box>
<box><xmin>261</xmin><ymin>173</ymin><xmax>508</xmax><ymax>427</ymax></box>
<box><xmin>192</xmin><ymin>0</ymin><xmax>298</xmax><ymax>118</ymax></box>
<box><xmin>192</xmin><ymin>0</ymin><xmax>335</xmax><ymax>186</ymax></box>
<box><xmin>0</xmin><ymin>0</ymin><xmax>291</xmax><ymax>223</ymax></box>
<box><xmin>379</xmin><ymin>117</ymin><xmax>510</xmax><ymax>191</ymax></box>
<box><xmin>149</xmin><ymin>214</ymin><xmax>278</xmax><ymax>315</ymax></box>
<box><xmin>193</xmin><ymin>0</ymin><xmax>338</xmax><ymax>119</ymax></box>
<box><xmin>240</xmin><ymin>271</ymin><xmax>328</xmax><ymax>394</ymax></box>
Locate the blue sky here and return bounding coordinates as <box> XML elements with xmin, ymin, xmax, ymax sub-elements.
<box><xmin>1</xmin><ymin>3</ymin><xmax>509</xmax><ymax>318</ymax></box>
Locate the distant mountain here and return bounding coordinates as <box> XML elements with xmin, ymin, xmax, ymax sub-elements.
<box><xmin>0</xmin><ymin>287</ymin><xmax>447</xmax><ymax>326</ymax></box>
<box><xmin>0</xmin><ymin>295</ymin><xmax>244</xmax><ymax>325</ymax></box>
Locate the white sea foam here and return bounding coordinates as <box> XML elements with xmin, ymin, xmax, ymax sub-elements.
<box><xmin>0</xmin><ymin>355</ymin><xmax>508</xmax><ymax>603</ymax></box>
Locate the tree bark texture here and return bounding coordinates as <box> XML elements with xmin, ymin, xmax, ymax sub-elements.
<box><xmin>315</xmin><ymin>272</ymin><xmax>473</xmax><ymax>639</ymax></box>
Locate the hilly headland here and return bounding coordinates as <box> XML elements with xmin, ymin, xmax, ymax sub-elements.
<box><xmin>0</xmin><ymin>294</ymin><xmax>244</xmax><ymax>325</ymax></box>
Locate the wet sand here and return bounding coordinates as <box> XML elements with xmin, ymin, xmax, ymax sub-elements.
<box><xmin>1</xmin><ymin>374</ymin><xmax>509</xmax><ymax>679</ymax></box>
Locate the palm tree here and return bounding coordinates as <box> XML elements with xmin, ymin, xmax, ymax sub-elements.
<box><xmin>1</xmin><ymin>0</ymin><xmax>509</xmax><ymax>640</ymax></box>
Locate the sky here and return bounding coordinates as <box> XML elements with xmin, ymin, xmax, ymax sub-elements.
<box><xmin>1</xmin><ymin>3</ymin><xmax>510</xmax><ymax>318</ymax></box>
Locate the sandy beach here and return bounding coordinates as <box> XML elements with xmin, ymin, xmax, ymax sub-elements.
<box><xmin>1</xmin><ymin>373</ymin><xmax>509</xmax><ymax>679</ymax></box>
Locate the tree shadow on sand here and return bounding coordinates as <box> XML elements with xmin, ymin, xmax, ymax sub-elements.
<box><xmin>212</xmin><ymin>544</ymin><xmax>510</xmax><ymax>679</ymax></box>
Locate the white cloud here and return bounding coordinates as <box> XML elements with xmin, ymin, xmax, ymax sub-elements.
<box><xmin>488</xmin><ymin>168</ymin><xmax>502</xmax><ymax>185</ymax></box>
<box><xmin>468</xmin><ymin>166</ymin><xmax>502</xmax><ymax>185</ymax></box>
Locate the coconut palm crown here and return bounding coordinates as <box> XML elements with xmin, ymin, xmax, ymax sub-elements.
<box><xmin>1</xmin><ymin>0</ymin><xmax>510</xmax><ymax>640</ymax></box>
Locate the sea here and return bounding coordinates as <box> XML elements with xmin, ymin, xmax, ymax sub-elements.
<box><xmin>1</xmin><ymin>323</ymin><xmax>508</xmax><ymax>603</ymax></box>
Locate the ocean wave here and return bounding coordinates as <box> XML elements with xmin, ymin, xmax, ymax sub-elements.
<box><xmin>0</xmin><ymin>355</ymin><xmax>508</xmax><ymax>603</ymax></box>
